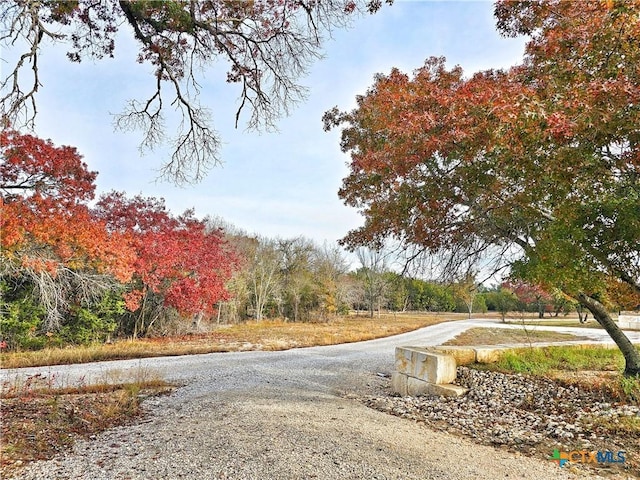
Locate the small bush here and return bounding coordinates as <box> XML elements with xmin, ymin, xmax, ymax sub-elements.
<box><xmin>0</xmin><ymin>280</ymin><xmax>46</xmax><ymax>350</ymax></box>
<box><xmin>619</xmin><ymin>376</ymin><xmax>640</xmax><ymax>403</ymax></box>
<box><xmin>59</xmin><ymin>293</ymin><xmax>124</xmax><ymax>345</ymax></box>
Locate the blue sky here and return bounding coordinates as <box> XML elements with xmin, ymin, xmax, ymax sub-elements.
<box><xmin>10</xmin><ymin>0</ymin><xmax>526</xmax><ymax>245</ymax></box>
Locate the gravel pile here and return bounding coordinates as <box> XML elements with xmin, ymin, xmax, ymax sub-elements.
<box><xmin>362</xmin><ymin>367</ymin><xmax>639</xmax><ymax>455</ymax></box>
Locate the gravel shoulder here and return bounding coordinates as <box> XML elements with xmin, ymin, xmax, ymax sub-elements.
<box><xmin>362</xmin><ymin>367</ymin><xmax>639</xmax><ymax>479</ymax></box>
<box><xmin>9</xmin><ymin>383</ymin><xmax>583</xmax><ymax>480</ymax></box>
<box><xmin>5</xmin><ymin>319</ymin><xmax>638</xmax><ymax>480</ymax></box>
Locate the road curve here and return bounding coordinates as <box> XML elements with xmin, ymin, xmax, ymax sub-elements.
<box><xmin>4</xmin><ymin>318</ymin><xmax>631</xmax><ymax>480</ymax></box>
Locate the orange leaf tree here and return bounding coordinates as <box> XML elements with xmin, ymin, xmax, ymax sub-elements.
<box><xmin>1</xmin><ymin>130</ymin><xmax>135</xmax><ymax>345</ymax></box>
<box><xmin>325</xmin><ymin>1</ymin><xmax>640</xmax><ymax>374</ymax></box>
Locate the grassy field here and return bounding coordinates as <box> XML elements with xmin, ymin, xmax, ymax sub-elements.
<box><xmin>0</xmin><ymin>313</ymin><xmax>459</xmax><ymax>369</ymax></box>
<box><xmin>443</xmin><ymin>327</ymin><xmax>590</xmax><ymax>346</ymax></box>
<box><xmin>507</xmin><ymin>319</ymin><xmax>604</xmax><ymax>329</ymax></box>
<box><xmin>489</xmin><ymin>345</ymin><xmax>626</xmax><ymax>375</ymax></box>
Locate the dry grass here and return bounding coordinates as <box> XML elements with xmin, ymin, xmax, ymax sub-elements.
<box><xmin>507</xmin><ymin>318</ymin><xmax>603</xmax><ymax>329</ymax></box>
<box><xmin>443</xmin><ymin>327</ymin><xmax>589</xmax><ymax>346</ymax></box>
<box><xmin>0</xmin><ymin>313</ymin><xmax>455</xmax><ymax>369</ymax></box>
<box><xmin>0</xmin><ymin>373</ymin><xmax>174</xmax><ymax>477</ymax></box>
<box><xmin>0</xmin><ymin>313</ymin><xmax>451</xmax><ymax>476</ymax></box>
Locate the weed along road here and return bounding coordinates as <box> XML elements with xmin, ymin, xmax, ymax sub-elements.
<box><xmin>3</xmin><ymin>319</ymin><xmax>636</xmax><ymax>480</ymax></box>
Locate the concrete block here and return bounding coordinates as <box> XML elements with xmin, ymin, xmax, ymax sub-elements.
<box><xmin>474</xmin><ymin>347</ymin><xmax>507</xmax><ymax>364</ymax></box>
<box><xmin>392</xmin><ymin>369</ymin><xmax>467</xmax><ymax>398</ymax></box>
<box><xmin>395</xmin><ymin>347</ymin><xmax>457</xmax><ymax>384</ymax></box>
<box><xmin>398</xmin><ymin>375</ymin><xmax>468</xmax><ymax>397</ymax></box>
<box><xmin>395</xmin><ymin>347</ymin><xmax>414</xmax><ymax>376</ymax></box>
<box><xmin>423</xmin><ymin>383</ymin><xmax>468</xmax><ymax>397</ymax></box>
<box><xmin>391</xmin><ymin>372</ymin><xmax>408</xmax><ymax>396</ymax></box>
<box><xmin>431</xmin><ymin>346</ymin><xmax>476</xmax><ymax>365</ymax></box>
<box><xmin>619</xmin><ymin>321</ymin><xmax>640</xmax><ymax>330</ymax></box>
<box><xmin>417</xmin><ymin>351</ymin><xmax>457</xmax><ymax>384</ymax></box>
<box><xmin>406</xmin><ymin>376</ymin><xmax>433</xmax><ymax>396</ymax></box>
<box><xmin>619</xmin><ymin>313</ymin><xmax>640</xmax><ymax>330</ymax></box>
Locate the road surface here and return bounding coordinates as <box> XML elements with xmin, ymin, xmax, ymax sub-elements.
<box><xmin>4</xmin><ymin>318</ymin><xmax>634</xmax><ymax>479</ymax></box>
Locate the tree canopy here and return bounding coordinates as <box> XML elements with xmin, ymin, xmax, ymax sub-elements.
<box><xmin>324</xmin><ymin>0</ymin><xmax>640</xmax><ymax>373</ymax></box>
<box><xmin>1</xmin><ymin>0</ymin><xmax>390</xmax><ymax>184</ymax></box>
<box><xmin>1</xmin><ymin>130</ymin><xmax>239</xmax><ymax>343</ymax></box>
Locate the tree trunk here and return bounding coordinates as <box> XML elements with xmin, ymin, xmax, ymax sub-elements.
<box><xmin>192</xmin><ymin>311</ymin><xmax>203</xmax><ymax>330</ymax></box>
<box><xmin>577</xmin><ymin>304</ymin><xmax>588</xmax><ymax>323</ymax></box>
<box><xmin>578</xmin><ymin>293</ymin><xmax>640</xmax><ymax>376</ymax></box>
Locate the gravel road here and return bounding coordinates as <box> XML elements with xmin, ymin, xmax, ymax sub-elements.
<box><xmin>4</xmin><ymin>319</ymin><xmax>637</xmax><ymax>480</ymax></box>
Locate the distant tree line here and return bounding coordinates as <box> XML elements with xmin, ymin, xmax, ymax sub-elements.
<box><xmin>0</xmin><ymin>132</ymin><xmax>603</xmax><ymax>352</ymax></box>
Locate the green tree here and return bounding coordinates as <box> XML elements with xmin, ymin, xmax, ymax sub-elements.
<box><xmin>406</xmin><ymin>279</ymin><xmax>454</xmax><ymax>312</ymax></box>
<box><xmin>484</xmin><ymin>286</ymin><xmax>518</xmax><ymax>322</ymax></box>
<box><xmin>382</xmin><ymin>272</ymin><xmax>409</xmax><ymax>311</ymax></box>
<box><xmin>59</xmin><ymin>291</ymin><xmax>125</xmax><ymax>345</ymax></box>
<box><xmin>0</xmin><ymin>278</ymin><xmax>45</xmax><ymax>349</ymax></box>
<box><xmin>325</xmin><ymin>1</ymin><xmax>640</xmax><ymax>374</ymax></box>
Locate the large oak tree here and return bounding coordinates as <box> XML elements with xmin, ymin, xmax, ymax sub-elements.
<box><xmin>324</xmin><ymin>0</ymin><xmax>640</xmax><ymax>374</ymax></box>
<box><xmin>1</xmin><ymin>0</ymin><xmax>389</xmax><ymax>183</ymax></box>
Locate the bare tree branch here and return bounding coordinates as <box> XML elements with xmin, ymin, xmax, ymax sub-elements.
<box><xmin>1</xmin><ymin>0</ymin><xmax>390</xmax><ymax>183</ymax></box>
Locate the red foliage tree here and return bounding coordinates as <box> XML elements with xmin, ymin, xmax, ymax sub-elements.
<box><xmin>95</xmin><ymin>192</ymin><xmax>238</xmax><ymax>317</ymax></box>
<box><xmin>325</xmin><ymin>1</ymin><xmax>640</xmax><ymax>373</ymax></box>
<box><xmin>1</xmin><ymin>130</ymin><xmax>135</xmax><ymax>331</ymax></box>
<box><xmin>502</xmin><ymin>280</ymin><xmax>553</xmax><ymax>319</ymax></box>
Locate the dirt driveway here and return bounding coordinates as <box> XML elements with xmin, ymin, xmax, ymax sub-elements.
<box><xmin>4</xmin><ymin>319</ymin><xmax>621</xmax><ymax>479</ymax></box>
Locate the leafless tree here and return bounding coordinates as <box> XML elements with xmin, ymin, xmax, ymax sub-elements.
<box><xmin>355</xmin><ymin>246</ymin><xmax>390</xmax><ymax>318</ymax></box>
<box><xmin>1</xmin><ymin>0</ymin><xmax>390</xmax><ymax>184</ymax></box>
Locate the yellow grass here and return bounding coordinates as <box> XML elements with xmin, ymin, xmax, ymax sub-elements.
<box><xmin>443</xmin><ymin>327</ymin><xmax>590</xmax><ymax>346</ymax></box>
<box><xmin>0</xmin><ymin>313</ymin><xmax>458</xmax><ymax>369</ymax></box>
